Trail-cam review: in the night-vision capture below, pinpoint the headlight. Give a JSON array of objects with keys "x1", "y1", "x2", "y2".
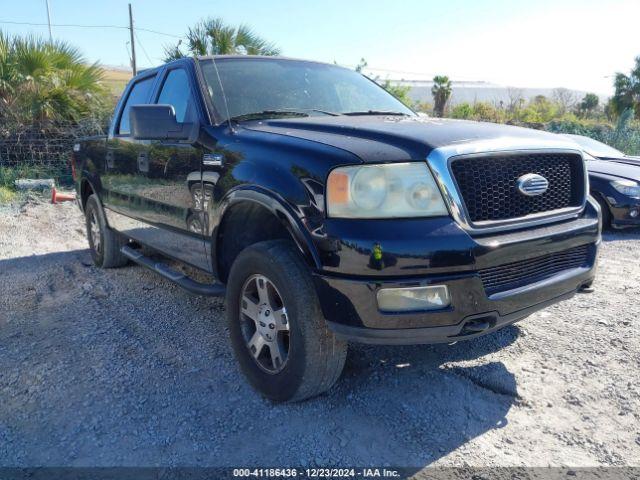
[
  {"x1": 611, "y1": 179, "x2": 640, "y2": 199},
  {"x1": 326, "y1": 162, "x2": 448, "y2": 218}
]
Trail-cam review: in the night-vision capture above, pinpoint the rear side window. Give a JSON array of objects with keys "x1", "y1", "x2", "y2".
[
  {"x1": 118, "y1": 75, "x2": 156, "y2": 135},
  {"x1": 157, "y1": 68, "x2": 193, "y2": 122}
]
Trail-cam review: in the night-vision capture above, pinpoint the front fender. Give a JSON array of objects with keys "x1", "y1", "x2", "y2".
[{"x1": 211, "y1": 186, "x2": 322, "y2": 277}]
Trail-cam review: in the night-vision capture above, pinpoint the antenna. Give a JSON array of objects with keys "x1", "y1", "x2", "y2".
[{"x1": 209, "y1": 57, "x2": 235, "y2": 133}]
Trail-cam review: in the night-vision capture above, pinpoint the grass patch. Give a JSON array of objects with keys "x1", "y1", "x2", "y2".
[
  {"x1": 0, "y1": 165, "x2": 47, "y2": 189},
  {"x1": 0, "y1": 186, "x2": 17, "y2": 204},
  {"x1": 0, "y1": 165, "x2": 72, "y2": 188},
  {"x1": 0, "y1": 165, "x2": 70, "y2": 205}
]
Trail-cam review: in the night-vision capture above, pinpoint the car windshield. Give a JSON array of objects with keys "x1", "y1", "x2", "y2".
[
  {"x1": 199, "y1": 57, "x2": 415, "y2": 122},
  {"x1": 563, "y1": 134, "x2": 625, "y2": 158}
]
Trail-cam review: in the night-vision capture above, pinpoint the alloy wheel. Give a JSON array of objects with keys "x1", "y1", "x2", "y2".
[{"x1": 239, "y1": 274, "x2": 290, "y2": 374}]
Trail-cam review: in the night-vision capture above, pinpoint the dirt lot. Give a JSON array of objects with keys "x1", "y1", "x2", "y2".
[{"x1": 0, "y1": 197, "x2": 639, "y2": 473}]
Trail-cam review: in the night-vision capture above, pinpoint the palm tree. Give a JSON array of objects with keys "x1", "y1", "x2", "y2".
[
  {"x1": 0, "y1": 32, "x2": 107, "y2": 124},
  {"x1": 164, "y1": 18, "x2": 280, "y2": 61},
  {"x1": 431, "y1": 75, "x2": 452, "y2": 117},
  {"x1": 611, "y1": 56, "x2": 640, "y2": 119}
]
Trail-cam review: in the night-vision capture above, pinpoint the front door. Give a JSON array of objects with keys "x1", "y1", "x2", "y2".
[{"x1": 104, "y1": 66, "x2": 209, "y2": 271}]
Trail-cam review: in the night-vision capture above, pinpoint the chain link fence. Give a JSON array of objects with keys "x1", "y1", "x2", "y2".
[{"x1": 0, "y1": 118, "x2": 108, "y2": 187}]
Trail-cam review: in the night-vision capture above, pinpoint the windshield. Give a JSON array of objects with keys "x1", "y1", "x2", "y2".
[
  {"x1": 199, "y1": 57, "x2": 414, "y2": 122},
  {"x1": 563, "y1": 134, "x2": 625, "y2": 158}
]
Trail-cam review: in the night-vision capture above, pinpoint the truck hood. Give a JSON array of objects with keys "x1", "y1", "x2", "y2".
[
  {"x1": 244, "y1": 115, "x2": 576, "y2": 162},
  {"x1": 587, "y1": 159, "x2": 640, "y2": 182}
]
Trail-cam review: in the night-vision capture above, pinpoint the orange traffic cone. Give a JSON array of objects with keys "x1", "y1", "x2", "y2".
[{"x1": 51, "y1": 187, "x2": 76, "y2": 204}]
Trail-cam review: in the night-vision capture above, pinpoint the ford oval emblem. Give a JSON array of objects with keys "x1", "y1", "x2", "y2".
[{"x1": 516, "y1": 173, "x2": 549, "y2": 196}]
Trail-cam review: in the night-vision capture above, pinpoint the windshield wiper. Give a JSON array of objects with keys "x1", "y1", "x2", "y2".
[
  {"x1": 303, "y1": 108, "x2": 340, "y2": 116},
  {"x1": 342, "y1": 110, "x2": 410, "y2": 116},
  {"x1": 229, "y1": 108, "x2": 340, "y2": 122},
  {"x1": 229, "y1": 110, "x2": 310, "y2": 122}
]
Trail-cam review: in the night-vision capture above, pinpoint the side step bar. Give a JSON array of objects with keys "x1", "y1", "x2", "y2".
[{"x1": 121, "y1": 245, "x2": 225, "y2": 297}]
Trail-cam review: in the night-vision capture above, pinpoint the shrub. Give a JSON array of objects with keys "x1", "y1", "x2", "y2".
[
  {"x1": 451, "y1": 102, "x2": 473, "y2": 119},
  {"x1": 546, "y1": 110, "x2": 640, "y2": 155},
  {"x1": 0, "y1": 32, "x2": 110, "y2": 125}
]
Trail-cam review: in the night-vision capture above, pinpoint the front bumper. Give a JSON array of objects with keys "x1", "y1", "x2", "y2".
[
  {"x1": 326, "y1": 290, "x2": 577, "y2": 345},
  {"x1": 312, "y1": 203, "x2": 600, "y2": 345},
  {"x1": 610, "y1": 202, "x2": 640, "y2": 228}
]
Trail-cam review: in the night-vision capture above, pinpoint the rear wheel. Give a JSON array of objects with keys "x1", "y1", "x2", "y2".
[
  {"x1": 85, "y1": 194, "x2": 128, "y2": 268},
  {"x1": 226, "y1": 240, "x2": 347, "y2": 402}
]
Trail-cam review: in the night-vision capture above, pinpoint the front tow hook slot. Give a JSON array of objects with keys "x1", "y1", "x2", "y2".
[
  {"x1": 578, "y1": 282, "x2": 595, "y2": 294},
  {"x1": 460, "y1": 319, "x2": 492, "y2": 336}
]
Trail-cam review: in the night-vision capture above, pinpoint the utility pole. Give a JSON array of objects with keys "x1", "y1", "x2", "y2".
[
  {"x1": 128, "y1": 3, "x2": 137, "y2": 76},
  {"x1": 45, "y1": 0, "x2": 53, "y2": 42}
]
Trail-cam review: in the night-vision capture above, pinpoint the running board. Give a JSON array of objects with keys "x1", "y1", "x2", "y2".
[{"x1": 121, "y1": 245, "x2": 225, "y2": 297}]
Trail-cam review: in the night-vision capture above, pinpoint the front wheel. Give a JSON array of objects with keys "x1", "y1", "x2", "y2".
[{"x1": 226, "y1": 240, "x2": 347, "y2": 402}]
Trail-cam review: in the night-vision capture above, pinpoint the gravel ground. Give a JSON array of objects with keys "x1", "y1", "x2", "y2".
[{"x1": 0, "y1": 196, "x2": 639, "y2": 473}]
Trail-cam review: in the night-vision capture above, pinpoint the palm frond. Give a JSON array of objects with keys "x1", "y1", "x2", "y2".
[
  {"x1": 175, "y1": 18, "x2": 280, "y2": 57},
  {"x1": 163, "y1": 42, "x2": 185, "y2": 62},
  {"x1": 187, "y1": 22, "x2": 210, "y2": 56},
  {"x1": 0, "y1": 30, "x2": 109, "y2": 124}
]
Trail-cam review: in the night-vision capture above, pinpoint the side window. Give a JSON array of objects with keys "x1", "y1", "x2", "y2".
[
  {"x1": 157, "y1": 68, "x2": 194, "y2": 123},
  {"x1": 118, "y1": 75, "x2": 156, "y2": 135}
]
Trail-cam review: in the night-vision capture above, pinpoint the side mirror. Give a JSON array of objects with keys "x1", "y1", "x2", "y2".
[{"x1": 130, "y1": 104, "x2": 198, "y2": 142}]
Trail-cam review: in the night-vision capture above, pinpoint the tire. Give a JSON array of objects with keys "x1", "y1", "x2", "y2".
[
  {"x1": 85, "y1": 194, "x2": 128, "y2": 268},
  {"x1": 226, "y1": 240, "x2": 347, "y2": 402},
  {"x1": 594, "y1": 194, "x2": 612, "y2": 230}
]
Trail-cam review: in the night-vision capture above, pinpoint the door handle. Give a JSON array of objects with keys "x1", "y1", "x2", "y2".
[
  {"x1": 138, "y1": 152, "x2": 149, "y2": 173},
  {"x1": 106, "y1": 151, "x2": 115, "y2": 169}
]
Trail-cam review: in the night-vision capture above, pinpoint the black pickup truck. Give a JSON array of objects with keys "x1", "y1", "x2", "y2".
[{"x1": 73, "y1": 56, "x2": 600, "y2": 402}]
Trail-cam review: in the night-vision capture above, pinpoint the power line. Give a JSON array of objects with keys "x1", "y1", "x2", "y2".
[
  {"x1": 135, "y1": 27, "x2": 182, "y2": 39},
  {"x1": 0, "y1": 18, "x2": 461, "y2": 79},
  {"x1": 0, "y1": 20, "x2": 183, "y2": 38},
  {"x1": 0, "y1": 20, "x2": 128, "y2": 29}
]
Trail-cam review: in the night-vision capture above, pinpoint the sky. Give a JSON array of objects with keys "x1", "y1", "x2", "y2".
[{"x1": 1, "y1": 0, "x2": 639, "y2": 95}]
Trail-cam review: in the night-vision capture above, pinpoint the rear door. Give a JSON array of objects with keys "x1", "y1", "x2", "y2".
[{"x1": 102, "y1": 72, "x2": 158, "y2": 232}]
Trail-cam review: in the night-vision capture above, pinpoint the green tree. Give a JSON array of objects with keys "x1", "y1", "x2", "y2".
[
  {"x1": 579, "y1": 93, "x2": 599, "y2": 117},
  {"x1": 610, "y1": 56, "x2": 640, "y2": 119},
  {"x1": 521, "y1": 95, "x2": 558, "y2": 123},
  {"x1": 431, "y1": 75, "x2": 452, "y2": 117},
  {"x1": 0, "y1": 32, "x2": 108, "y2": 123},
  {"x1": 164, "y1": 18, "x2": 280, "y2": 61}
]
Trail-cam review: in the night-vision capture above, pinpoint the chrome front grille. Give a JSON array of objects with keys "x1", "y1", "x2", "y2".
[
  {"x1": 426, "y1": 145, "x2": 588, "y2": 234},
  {"x1": 450, "y1": 152, "x2": 585, "y2": 223}
]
